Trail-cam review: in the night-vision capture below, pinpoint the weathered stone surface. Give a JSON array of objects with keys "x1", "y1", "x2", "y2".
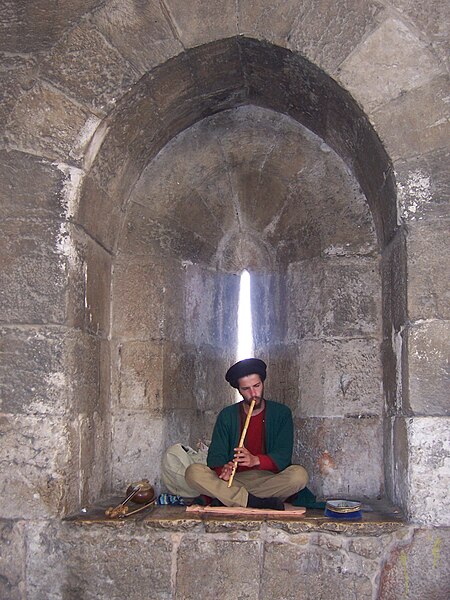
[
  {"x1": 77, "y1": 176, "x2": 122, "y2": 252},
  {"x1": 111, "y1": 340, "x2": 164, "y2": 411},
  {"x1": 93, "y1": 0, "x2": 182, "y2": 74},
  {"x1": 162, "y1": 342, "x2": 196, "y2": 412},
  {"x1": 183, "y1": 265, "x2": 238, "y2": 349},
  {"x1": 176, "y1": 537, "x2": 260, "y2": 600},
  {"x1": 287, "y1": 257, "x2": 381, "y2": 339},
  {"x1": 296, "y1": 337, "x2": 382, "y2": 417},
  {"x1": 0, "y1": 414, "x2": 70, "y2": 519},
  {"x1": 407, "y1": 417, "x2": 450, "y2": 525},
  {"x1": 295, "y1": 416, "x2": 384, "y2": 498},
  {"x1": 395, "y1": 147, "x2": 450, "y2": 223},
  {"x1": 389, "y1": 0, "x2": 449, "y2": 68},
  {"x1": 41, "y1": 21, "x2": 139, "y2": 114},
  {"x1": 288, "y1": 0, "x2": 385, "y2": 73},
  {"x1": 379, "y1": 527, "x2": 450, "y2": 598},
  {"x1": 5, "y1": 81, "x2": 97, "y2": 163},
  {"x1": 0, "y1": 150, "x2": 65, "y2": 219},
  {"x1": 404, "y1": 321, "x2": 450, "y2": 416},
  {"x1": 163, "y1": 0, "x2": 238, "y2": 47},
  {"x1": 406, "y1": 220, "x2": 450, "y2": 321},
  {"x1": 0, "y1": 218, "x2": 67, "y2": 323},
  {"x1": 0, "y1": 326, "x2": 101, "y2": 416},
  {"x1": 262, "y1": 540, "x2": 374, "y2": 599},
  {"x1": 120, "y1": 201, "x2": 216, "y2": 265},
  {"x1": 338, "y1": 17, "x2": 443, "y2": 112},
  {"x1": 111, "y1": 258, "x2": 165, "y2": 341},
  {"x1": 0, "y1": 0, "x2": 102, "y2": 53},
  {"x1": 381, "y1": 228, "x2": 407, "y2": 339},
  {"x1": 0, "y1": 520, "x2": 25, "y2": 600},
  {"x1": 0, "y1": 53, "x2": 37, "y2": 134},
  {"x1": 373, "y1": 75, "x2": 450, "y2": 162},
  {"x1": 238, "y1": 0, "x2": 303, "y2": 46},
  {"x1": 111, "y1": 413, "x2": 165, "y2": 490}
]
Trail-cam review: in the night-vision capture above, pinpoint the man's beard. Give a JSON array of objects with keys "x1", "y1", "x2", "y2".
[{"x1": 244, "y1": 395, "x2": 263, "y2": 407}]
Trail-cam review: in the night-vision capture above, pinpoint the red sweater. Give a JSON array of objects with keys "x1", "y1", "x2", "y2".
[{"x1": 213, "y1": 407, "x2": 278, "y2": 475}]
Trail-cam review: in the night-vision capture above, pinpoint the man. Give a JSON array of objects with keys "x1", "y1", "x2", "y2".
[{"x1": 185, "y1": 358, "x2": 308, "y2": 510}]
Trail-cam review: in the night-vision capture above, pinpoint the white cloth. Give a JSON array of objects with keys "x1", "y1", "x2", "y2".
[{"x1": 161, "y1": 443, "x2": 208, "y2": 497}]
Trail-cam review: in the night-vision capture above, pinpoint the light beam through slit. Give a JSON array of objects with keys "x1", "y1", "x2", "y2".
[{"x1": 235, "y1": 269, "x2": 254, "y2": 401}]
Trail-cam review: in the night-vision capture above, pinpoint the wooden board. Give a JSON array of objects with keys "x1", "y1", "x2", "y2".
[{"x1": 186, "y1": 504, "x2": 306, "y2": 516}]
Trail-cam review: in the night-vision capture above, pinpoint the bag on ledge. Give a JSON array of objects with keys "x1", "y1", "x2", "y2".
[{"x1": 162, "y1": 443, "x2": 208, "y2": 498}]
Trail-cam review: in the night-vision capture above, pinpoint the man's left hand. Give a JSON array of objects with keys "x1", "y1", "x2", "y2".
[{"x1": 234, "y1": 446, "x2": 260, "y2": 468}]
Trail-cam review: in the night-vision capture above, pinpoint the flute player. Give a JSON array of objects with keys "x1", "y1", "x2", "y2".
[{"x1": 185, "y1": 358, "x2": 308, "y2": 510}]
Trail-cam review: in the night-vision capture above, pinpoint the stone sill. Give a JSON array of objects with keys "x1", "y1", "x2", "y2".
[{"x1": 65, "y1": 497, "x2": 406, "y2": 537}]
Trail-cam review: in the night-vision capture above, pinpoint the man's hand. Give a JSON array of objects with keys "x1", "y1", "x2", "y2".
[
  {"x1": 233, "y1": 446, "x2": 260, "y2": 468},
  {"x1": 218, "y1": 461, "x2": 235, "y2": 481}
]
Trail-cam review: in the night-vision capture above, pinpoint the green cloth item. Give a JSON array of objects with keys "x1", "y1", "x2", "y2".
[
  {"x1": 290, "y1": 486, "x2": 326, "y2": 509},
  {"x1": 207, "y1": 399, "x2": 294, "y2": 472}
]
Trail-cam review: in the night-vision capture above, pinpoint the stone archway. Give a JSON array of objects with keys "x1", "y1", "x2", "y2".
[{"x1": 75, "y1": 38, "x2": 393, "y2": 502}]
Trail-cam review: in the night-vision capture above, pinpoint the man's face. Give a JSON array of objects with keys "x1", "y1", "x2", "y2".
[{"x1": 237, "y1": 373, "x2": 264, "y2": 407}]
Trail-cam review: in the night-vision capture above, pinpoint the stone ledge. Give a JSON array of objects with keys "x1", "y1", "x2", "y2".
[{"x1": 65, "y1": 498, "x2": 405, "y2": 537}]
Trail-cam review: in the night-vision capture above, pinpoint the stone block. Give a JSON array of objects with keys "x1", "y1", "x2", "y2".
[
  {"x1": 163, "y1": 0, "x2": 238, "y2": 47},
  {"x1": 404, "y1": 321, "x2": 450, "y2": 415},
  {"x1": 407, "y1": 417, "x2": 450, "y2": 525},
  {"x1": 188, "y1": 37, "x2": 243, "y2": 97},
  {"x1": 65, "y1": 527, "x2": 173, "y2": 600},
  {"x1": 111, "y1": 412, "x2": 166, "y2": 490},
  {"x1": 288, "y1": 0, "x2": 385, "y2": 73},
  {"x1": 381, "y1": 228, "x2": 407, "y2": 339},
  {"x1": 162, "y1": 342, "x2": 196, "y2": 411},
  {"x1": 176, "y1": 537, "x2": 260, "y2": 600},
  {"x1": 238, "y1": 0, "x2": 307, "y2": 47},
  {"x1": 77, "y1": 176, "x2": 122, "y2": 252},
  {"x1": 296, "y1": 338, "x2": 382, "y2": 417},
  {"x1": 373, "y1": 75, "x2": 450, "y2": 162},
  {"x1": 119, "y1": 201, "x2": 216, "y2": 265},
  {"x1": 183, "y1": 264, "x2": 238, "y2": 348},
  {"x1": 191, "y1": 345, "x2": 235, "y2": 413},
  {"x1": 111, "y1": 258, "x2": 165, "y2": 341},
  {"x1": 0, "y1": 150, "x2": 66, "y2": 220},
  {"x1": 5, "y1": 81, "x2": 95, "y2": 163},
  {"x1": 395, "y1": 147, "x2": 450, "y2": 223},
  {"x1": 0, "y1": 53, "x2": 37, "y2": 132},
  {"x1": 111, "y1": 340, "x2": 164, "y2": 411},
  {"x1": 287, "y1": 256, "x2": 381, "y2": 339},
  {"x1": 260, "y1": 343, "x2": 299, "y2": 414},
  {"x1": 25, "y1": 520, "x2": 66, "y2": 599},
  {"x1": 262, "y1": 540, "x2": 373, "y2": 599},
  {"x1": 379, "y1": 527, "x2": 450, "y2": 599},
  {"x1": 338, "y1": 17, "x2": 442, "y2": 112},
  {"x1": 0, "y1": 414, "x2": 71, "y2": 519},
  {"x1": 295, "y1": 416, "x2": 384, "y2": 498},
  {"x1": 0, "y1": 520, "x2": 25, "y2": 600},
  {"x1": 41, "y1": 21, "x2": 139, "y2": 114},
  {"x1": 0, "y1": 0, "x2": 100, "y2": 53},
  {"x1": 406, "y1": 221, "x2": 450, "y2": 321},
  {"x1": 388, "y1": 0, "x2": 449, "y2": 67},
  {"x1": 0, "y1": 326, "x2": 101, "y2": 416},
  {"x1": 0, "y1": 219, "x2": 67, "y2": 323},
  {"x1": 93, "y1": 0, "x2": 182, "y2": 74}
]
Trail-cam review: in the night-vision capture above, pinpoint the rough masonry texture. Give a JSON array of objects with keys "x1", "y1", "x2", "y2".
[{"x1": 0, "y1": 0, "x2": 448, "y2": 598}]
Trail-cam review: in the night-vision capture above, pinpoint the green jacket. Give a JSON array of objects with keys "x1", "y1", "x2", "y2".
[{"x1": 207, "y1": 399, "x2": 294, "y2": 472}]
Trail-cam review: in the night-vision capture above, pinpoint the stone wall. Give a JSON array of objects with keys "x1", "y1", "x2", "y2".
[{"x1": 0, "y1": 0, "x2": 448, "y2": 597}]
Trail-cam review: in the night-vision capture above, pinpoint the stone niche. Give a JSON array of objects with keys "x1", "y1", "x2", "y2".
[{"x1": 105, "y1": 105, "x2": 383, "y2": 499}]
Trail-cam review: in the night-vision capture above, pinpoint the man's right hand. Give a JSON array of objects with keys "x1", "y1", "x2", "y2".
[{"x1": 218, "y1": 461, "x2": 235, "y2": 481}]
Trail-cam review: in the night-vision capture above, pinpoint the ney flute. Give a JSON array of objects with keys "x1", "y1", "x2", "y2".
[{"x1": 227, "y1": 398, "x2": 256, "y2": 487}]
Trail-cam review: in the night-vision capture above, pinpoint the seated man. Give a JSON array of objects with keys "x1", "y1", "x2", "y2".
[{"x1": 185, "y1": 358, "x2": 308, "y2": 511}]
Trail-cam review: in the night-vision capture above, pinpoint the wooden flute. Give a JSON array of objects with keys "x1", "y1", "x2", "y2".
[{"x1": 227, "y1": 398, "x2": 256, "y2": 488}]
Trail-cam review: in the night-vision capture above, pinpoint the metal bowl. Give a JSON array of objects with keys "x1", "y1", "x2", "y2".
[{"x1": 325, "y1": 499, "x2": 361, "y2": 514}]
